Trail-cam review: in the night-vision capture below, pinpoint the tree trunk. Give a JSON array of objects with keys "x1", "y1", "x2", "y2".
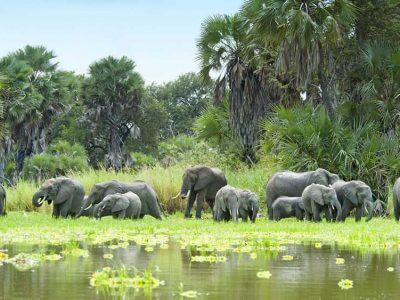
[
  {"x1": 105, "y1": 126, "x2": 124, "y2": 170},
  {"x1": 318, "y1": 69, "x2": 335, "y2": 119}
]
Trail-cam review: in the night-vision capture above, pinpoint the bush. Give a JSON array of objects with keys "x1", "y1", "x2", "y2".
[
  {"x1": 22, "y1": 141, "x2": 89, "y2": 181},
  {"x1": 131, "y1": 152, "x2": 156, "y2": 168},
  {"x1": 261, "y1": 104, "x2": 400, "y2": 203}
]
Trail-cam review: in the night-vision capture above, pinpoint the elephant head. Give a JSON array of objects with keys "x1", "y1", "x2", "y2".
[
  {"x1": 312, "y1": 168, "x2": 340, "y2": 186},
  {"x1": 93, "y1": 193, "x2": 130, "y2": 219},
  {"x1": 241, "y1": 190, "x2": 259, "y2": 223},
  {"x1": 345, "y1": 181, "x2": 373, "y2": 222},
  {"x1": 314, "y1": 185, "x2": 342, "y2": 221},
  {"x1": 180, "y1": 166, "x2": 215, "y2": 198},
  {"x1": 77, "y1": 181, "x2": 123, "y2": 217},
  {"x1": 32, "y1": 177, "x2": 70, "y2": 208}
]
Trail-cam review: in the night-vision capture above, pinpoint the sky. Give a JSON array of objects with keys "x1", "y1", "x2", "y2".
[{"x1": 0, "y1": 0, "x2": 243, "y2": 84}]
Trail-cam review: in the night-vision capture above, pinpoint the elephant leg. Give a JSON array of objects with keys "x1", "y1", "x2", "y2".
[
  {"x1": 311, "y1": 202, "x2": 322, "y2": 222},
  {"x1": 184, "y1": 191, "x2": 197, "y2": 218},
  {"x1": 52, "y1": 205, "x2": 60, "y2": 218},
  {"x1": 394, "y1": 195, "x2": 400, "y2": 221},
  {"x1": 117, "y1": 210, "x2": 126, "y2": 219},
  {"x1": 195, "y1": 190, "x2": 206, "y2": 219},
  {"x1": 205, "y1": 198, "x2": 214, "y2": 211},
  {"x1": 239, "y1": 208, "x2": 248, "y2": 222},
  {"x1": 273, "y1": 210, "x2": 280, "y2": 221},
  {"x1": 341, "y1": 201, "x2": 352, "y2": 222},
  {"x1": 304, "y1": 211, "x2": 312, "y2": 221},
  {"x1": 355, "y1": 206, "x2": 362, "y2": 222},
  {"x1": 295, "y1": 208, "x2": 303, "y2": 221},
  {"x1": 59, "y1": 203, "x2": 70, "y2": 218}
]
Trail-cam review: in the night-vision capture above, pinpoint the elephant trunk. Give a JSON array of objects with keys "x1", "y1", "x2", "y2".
[
  {"x1": 333, "y1": 199, "x2": 342, "y2": 222},
  {"x1": 229, "y1": 203, "x2": 239, "y2": 222},
  {"x1": 365, "y1": 200, "x2": 374, "y2": 222},
  {"x1": 32, "y1": 191, "x2": 45, "y2": 207},
  {"x1": 251, "y1": 201, "x2": 259, "y2": 223},
  {"x1": 76, "y1": 195, "x2": 94, "y2": 218}
]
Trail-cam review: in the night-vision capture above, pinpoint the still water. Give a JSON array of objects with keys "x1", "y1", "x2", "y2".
[{"x1": 0, "y1": 242, "x2": 399, "y2": 299}]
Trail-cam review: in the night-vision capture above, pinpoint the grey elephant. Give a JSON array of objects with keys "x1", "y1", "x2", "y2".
[
  {"x1": 94, "y1": 192, "x2": 141, "y2": 220},
  {"x1": 179, "y1": 165, "x2": 227, "y2": 219},
  {"x1": 394, "y1": 178, "x2": 400, "y2": 221},
  {"x1": 0, "y1": 185, "x2": 6, "y2": 216},
  {"x1": 266, "y1": 168, "x2": 340, "y2": 220},
  {"x1": 302, "y1": 183, "x2": 342, "y2": 222},
  {"x1": 272, "y1": 196, "x2": 305, "y2": 221},
  {"x1": 32, "y1": 177, "x2": 85, "y2": 218},
  {"x1": 77, "y1": 180, "x2": 161, "y2": 219},
  {"x1": 332, "y1": 180, "x2": 374, "y2": 222},
  {"x1": 213, "y1": 185, "x2": 259, "y2": 222}
]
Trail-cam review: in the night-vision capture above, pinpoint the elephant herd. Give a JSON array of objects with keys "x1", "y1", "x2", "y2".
[
  {"x1": 179, "y1": 166, "x2": 399, "y2": 223},
  {"x1": 0, "y1": 165, "x2": 399, "y2": 223}
]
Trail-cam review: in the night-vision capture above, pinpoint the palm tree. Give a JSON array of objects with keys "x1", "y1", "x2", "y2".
[
  {"x1": 197, "y1": 13, "x2": 268, "y2": 163},
  {"x1": 0, "y1": 45, "x2": 69, "y2": 178},
  {"x1": 82, "y1": 56, "x2": 144, "y2": 170},
  {"x1": 243, "y1": 0, "x2": 357, "y2": 118}
]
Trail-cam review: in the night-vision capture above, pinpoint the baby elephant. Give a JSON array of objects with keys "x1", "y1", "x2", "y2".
[
  {"x1": 302, "y1": 184, "x2": 342, "y2": 222},
  {"x1": 272, "y1": 196, "x2": 305, "y2": 221},
  {"x1": 94, "y1": 192, "x2": 141, "y2": 220},
  {"x1": 214, "y1": 185, "x2": 259, "y2": 222}
]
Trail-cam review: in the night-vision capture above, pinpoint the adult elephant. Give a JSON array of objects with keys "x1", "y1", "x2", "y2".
[
  {"x1": 302, "y1": 184, "x2": 342, "y2": 222},
  {"x1": 77, "y1": 180, "x2": 162, "y2": 219},
  {"x1": 332, "y1": 180, "x2": 374, "y2": 222},
  {"x1": 393, "y1": 178, "x2": 400, "y2": 221},
  {"x1": 32, "y1": 177, "x2": 85, "y2": 218},
  {"x1": 94, "y1": 192, "x2": 141, "y2": 220},
  {"x1": 0, "y1": 185, "x2": 6, "y2": 216},
  {"x1": 266, "y1": 168, "x2": 340, "y2": 220},
  {"x1": 179, "y1": 165, "x2": 227, "y2": 219}
]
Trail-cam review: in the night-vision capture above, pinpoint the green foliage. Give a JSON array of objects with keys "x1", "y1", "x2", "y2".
[
  {"x1": 261, "y1": 104, "x2": 400, "y2": 202},
  {"x1": 130, "y1": 152, "x2": 156, "y2": 168},
  {"x1": 22, "y1": 141, "x2": 88, "y2": 181}
]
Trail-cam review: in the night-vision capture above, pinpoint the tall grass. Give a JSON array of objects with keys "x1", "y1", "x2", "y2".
[{"x1": 6, "y1": 160, "x2": 274, "y2": 214}]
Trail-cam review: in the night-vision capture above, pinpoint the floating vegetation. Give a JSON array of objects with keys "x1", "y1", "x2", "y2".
[
  {"x1": 387, "y1": 267, "x2": 394, "y2": 272},
  {"x1": 90, "y1": 267, "x2": 165, "y2": 293},
  {"x1": 145, "y1": 246, "x2": 154, "y2": 252},
  {"x1": 338, "y1": 279, "x2": 354, "y2": 290},
  {"x1": 178, "y1": 283, "x2": 202, "y2": 298},
  {"x1": 5, "y1": 253, "x2": 40, "y2": 271},
  {"x1": 336, "y1": 258, "x2": 345, "y2": 265},
  {"x1": 0, "y1": 252, "x2": 9, "y2": 261},
  {"x1": 44, "y1": 254, "x2": 62, "y2": 261},
  {"x1": 282, "y1": 255, "x2": 294, "y2": 261},
  {"x1": 108, "y1": 241, "x2": 129, "y2": 250},
  {"x1": 61, "y1": 248, "x2": 89, "y2": 258},
  {"x1": 315, "y1": 243, "x2": 322, "y2": 248},
  {"x1": 250, "y1": 253, "x2": 257, "y2": 259},
  {"x1": 103, "y1": 254, "x2": 113, "y2": 260},
  {"x1": 257, "y1": 271, "x2": 272, "y2": 279},
  {"x1": 159, "y1": 243, "x2": 169, "y2": 250},
  {"x1": 190, "y1": 255, "x2": 227, "y2": 263}
]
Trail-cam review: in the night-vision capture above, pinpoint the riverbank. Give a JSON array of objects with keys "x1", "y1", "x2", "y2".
[{"x1": 0, "y1": 212, "x2": 398, "y2": 252}]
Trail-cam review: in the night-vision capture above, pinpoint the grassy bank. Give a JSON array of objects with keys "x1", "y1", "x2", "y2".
[
  {"x1": 0, "y1": 212, "x2": 399, "y2": 253},
  {"x1": 5, "y1": 163, "x2": 273, "y2": 213}
]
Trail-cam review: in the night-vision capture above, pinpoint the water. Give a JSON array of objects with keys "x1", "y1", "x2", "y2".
[{"x1": 0, "y1": 242, "x2": 399, "y2": 299}]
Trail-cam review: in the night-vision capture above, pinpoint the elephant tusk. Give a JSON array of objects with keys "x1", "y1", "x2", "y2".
[
  {"x1": 364, "y1": 203, "x2": 369, "y2": 215},
  {"x1": 84, "y1": 203, "x2": 93, "y2": 211},
  {"x1": 171, "y1": 193, "x2": 181, "y2": 200},
  {"x1": 38, "y1": 196, "x2": 47, "y2": 205}
]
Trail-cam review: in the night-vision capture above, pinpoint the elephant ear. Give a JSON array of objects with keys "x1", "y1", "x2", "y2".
[
  {"x1": 240, "y1": 191, "x2": 250, "y2": 210},
  {"x1": 112, "y1": 197, "x2": 130, "y2": 213},
  {"x1": 193, "y1": 168, "x2": 210, "y2": 191},
  {"x1": 344, "y1": 185, "x2": 358, "y2": 206},
  {"x1": 298, "y1": 200, "x2": 305, "y2": 210},
  {"x1": 54, "y1": 181, "x2": 71, "y2": 205},
  {"x1": 313, "y1": 169, "x2": 329, "y2": 186},
  {"x1": 313, "y1": 186, "x2": 325, "y2": 206}
]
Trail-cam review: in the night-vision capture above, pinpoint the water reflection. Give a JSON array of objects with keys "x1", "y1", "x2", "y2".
[{"x1": 0, "y1": 242, "x2": 399, "y2": 299}]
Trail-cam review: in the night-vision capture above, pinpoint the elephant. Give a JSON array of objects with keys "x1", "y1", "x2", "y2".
[
  {"x1": 179, "y1": 165, "x2": 227, "y2": 219},
  {"x1": 32, "y1": 177, "x2": 85, "y2": 218},
  {"x1": 301, "y1": 183, "x2": 342, "y2": 222},
  {"x1": 213, "y1": 185, "x2": 259, "y2": 222},
  {"x1": 93, "y1": 192, "x2": 141, "y2": 220},
  {"x1": 77, "y1": 180, "x2": 162, "y2": 219},
  {"x1": 394, "y1": 178, "x2": 400, "y2": 221},
  {"x1": 331, "y1": 180, "x2": 374, "y2": 222},
  {"x1": 0, "y1": 185, "x2": 6, "y2": 216},
  {"x1": 271, "y1": 196, "x2": 305, "y2": 221},
  {"x1": 266, "y1": 168, "x2": 340, "y2": 220}
]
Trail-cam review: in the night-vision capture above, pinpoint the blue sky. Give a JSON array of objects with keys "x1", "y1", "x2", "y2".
[{"x1": 0, "y1": 0, "x2": 242, "y2": 84}]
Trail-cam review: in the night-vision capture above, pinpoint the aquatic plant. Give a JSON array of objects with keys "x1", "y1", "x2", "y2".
[
  {"x1": 338, "y1": 279, "x2": 354, "y2": 290},
  {"x1": 256, "y1": 271, "x2": 272, "y2": 279}
]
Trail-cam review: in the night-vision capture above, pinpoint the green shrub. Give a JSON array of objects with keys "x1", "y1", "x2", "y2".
[
  {"x1": 22, "y1": 141, "x2": 89, "y2": 181},
  {"x1": 131, "y1": 152, "x2": 156, "y2": 168},
  {"x1": 261, "y1": 104, "x2": 400, "y2": 202}
]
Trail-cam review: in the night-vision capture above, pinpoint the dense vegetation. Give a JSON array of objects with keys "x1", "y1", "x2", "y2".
[{"x1": 0, "y1": 1, "x2": 399, "y2": 210}]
